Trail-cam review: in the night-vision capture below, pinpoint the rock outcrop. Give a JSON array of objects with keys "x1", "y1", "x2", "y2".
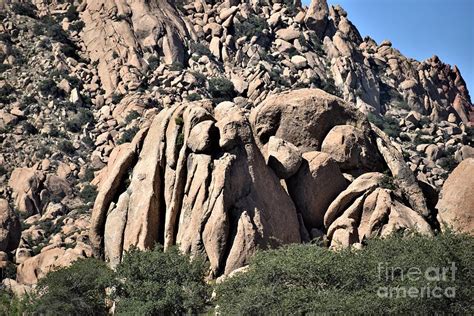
[
  {"x1": 0, "y1": 0, "x2": 472, "y2": 287},
  {"x1": 90, "y1": 89, "x2": 433, "y2": 275},
  {"x1": 324, "y1": 173, "x2": 432, "y2": 248},
  {"x1": 81, "y1": 0, "x2": 195, "y2": 96},
  {"x1": 16, "y1": 243, "x2": 92, "y2": 285},
  {"x1": 436, "y1": 158, "x2": 474, "y2": 235},
  {"x1": 0, "y1": 199, "x2": 21, "y2": 252}
]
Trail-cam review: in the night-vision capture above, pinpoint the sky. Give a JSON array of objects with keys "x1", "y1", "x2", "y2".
[{"x1": 302, "y1": 0, "x2": 474, "y2": 95}]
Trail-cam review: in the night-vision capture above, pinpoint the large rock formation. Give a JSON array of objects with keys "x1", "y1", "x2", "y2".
[
  {"x1": 90, "y1": 89, "x2": 433, "y2": 276},
  {"x1": 92, "y1": 99, "x2": 302, "y2": 275},
  {"x1": 0, "y1": 0, "x2": 472, "y2": 288},
  {"x1": 436, "y1": 158, "x2": 474, "y2": 235},
  {"x1": 81, "y1": 0, "x2": 195, "y2": 96}
]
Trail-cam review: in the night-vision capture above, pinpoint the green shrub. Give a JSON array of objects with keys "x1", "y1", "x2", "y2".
[
  {"x1": 368, "y1": 113, "x2": 401, "y2": 138},
  {"x1": 66, "y1": 108, "x2": 93, "y2": 133},
  {"x1": 79, "y1": 184, "x2": 97, "y2": 204},
  {"x1": 190, "y1": 42, "x2": 212, "y2": 57},
  {"x1": 111, "y1": 93, "x2": 123, "y2": 104},
  {"x1": 65, "y1": 118, "x2": 81, "y2": 133},
  {"x1": 0, "y1": 64, "x2": 11, "y2": 73},
  {"x1": 11, "y1": 2, "x2": 37, "y2": 18},
  {"x1": 438, "y1": 156, "x2": 458, "y2": 172},
  {"x1": 190, "y1": 71, "x2": 206, "y2": 87},
  {"x1": 169, "y1": 62, "x2": 184, "y2": 71},
  {"x1": 216, "y1": 232, "x2": 473, "y2": 314},
  {"x1": 64, "y1": 5, "x2": 79, "y2": 22},
  {"x1": 38, "y1": 78, "x2": 64, "y2": 98},
  {"x1": 0, "y1": 83, "x2": 15, "y2": 104},
  {"x1": 124, "y1": 110, "x2": 140, "y2": 124},
  {"x1": 22, "y1": 95, "x2": 37, "y2": 106},
  {"x1": 115, "y1": 245, "x2": 211, "y2": 315},
  {"x1": 147, "y1": 55, "x2": 160, "y2": 72},
  {"x1": 0, "y1": 165, "x2": 7, "y2": 177},
  {"x1": 82, "y1": 167, "x2": 96, "y2": 182},
  {"x1": 208, "y1": 77, "x2": 236, "y2": 102},
  {"x1": 282, "y1": 0, "x2": 299, "y2": 16},
  {"x1": 117, "y1": 126, "x2": 139, "y2": 145},
  {"x1": 82, "y1": 134, "x2": 95, "y2": 148},
  {"x1": 176, "y1": 132, "x2": 185, "y2": 148},
  {"x1": 186, "y1": 93, "x2": 202, "y2": 102},
  {"x1": 58, "y1": 140, "x2": 75, "y2": 154},
  {"x1": 175, "y1": 115, "x2": 184, "y2": 126},
  {"x1": 25, "y1": 258, "x2": 114, "y2": 315},
  {"x1": 380, "y1": 172, "x2": 397, "y2": 190},
  {"x1": 36, "y1": 146, "x2": 52, "y2": 159},
  {"x1": 0, "y1": 291, "x2": 28, "y2": 315},
  {"x1": 78, "y1": 108, "x2": 94, "y2": 125},
  {"x1": 234, "y1": 15, "x2": 268, "y2": 38},
  {"x1": 21, "y1": 121, "x2": 38, "y2": 135}
]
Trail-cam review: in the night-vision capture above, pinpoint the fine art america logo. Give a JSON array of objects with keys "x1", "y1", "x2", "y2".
[{"x1": 377, "y1": 262, "x2": 457, "y2": 298}]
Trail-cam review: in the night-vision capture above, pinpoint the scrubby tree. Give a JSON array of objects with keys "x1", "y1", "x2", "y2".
[
  {"x1": 25, "y1": 258, "x2": 114, "y2": 315},
  {"x1": 216, "y1": 231, "x2": 473, "y2": 314},
  {"x1": 114, "y1": 245, "x2": 211, "y2": 315}
]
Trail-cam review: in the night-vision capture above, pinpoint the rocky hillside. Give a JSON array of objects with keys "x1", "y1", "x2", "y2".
[{"x1": 0, "y1": 0, "x2": 473, "y2": 293}]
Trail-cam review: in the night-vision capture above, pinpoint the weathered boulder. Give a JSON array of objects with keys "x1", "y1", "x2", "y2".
[
  {"x1": 305, "y1": 0, "x2": 329, "y2": 39},
  {"x1": 436, "y1": 158, "x2": 474, "y2": 235},
  {"x1": 0, "y1": 199, "x2": 21, "y2": 252},
  {"x1": 321, "y1": 125, "x2": 383, "y2": 173},
  {"x1": 8, "y1": 168, "x2": 45, "y2": 216},
  {"x1": 327, "y1": 183, "x2": 432, "y2": 248},
  {"x1": 250, "y1": 89, "x2": 369, "y2": 153},
  {"x1": 372, "y1": 125, "x2": 429, "y2": 217},
  {"x1": 266, "y1": 136, "x2": 302, "y2": 179},
  {"x1": 324, "y1": 172, "x2": 384, "y2": 228},
  {"x1": 287, "y1": 151, "x2": 347, "y2": 230},
  {"x1": 16, "y1": 243, "x2": 92, "y2": 285}
]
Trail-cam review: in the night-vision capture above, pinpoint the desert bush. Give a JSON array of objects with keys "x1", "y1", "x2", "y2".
[
  {"x1": 368, "y1": 113, "x2": 401, "y2": 138},
  {"x1": 79, "y1": 184, "x2": 97, "y2": 204},
  {"x1": 21, "y1": 121, "x2": 38, "y2": 135},
  {"x1": 11, "y1": 2, "x2": 37, "y2": 18},
  {"x1": 66, "y1": 108, "x2": 94, "y2": 133},
  {"x1": 124, "y1": 110, "x2": 140, "y2": 124},
  {"x1": 58, "y1": 140, "x2": 75, "y2": 154},
  {"x1": 0, "y1": 83, "x2": 15, "y2": 104},
  {"x1": 169, "y1": 62, "x2": 184, "y2": 71},
  {"x1": 0, "y1": 291, "x2": 28, "y2": 315},
  {"x1": 36, "y1": 146, "x2": 52, "y2": 159},
  {"x1": 234, "y1": 15, "x2": 268, "y2": 39},
  {"x1": 186, "y1": 93, "x2": 202, "y2": 102},
  {"x1": 69, "y1": 21, "x2": 85, "y2": 33},
  {"x1": 38, "y1": 78, "x2": 64, "y2": 98},
  {"x1": 0, "y1": 64, "x2": 11, "y2": 74},
  {"x1": 0, "y1": 165, "x2": 7, "y2": 177},
  {"x1": 117, "y1": 126, "x2": 139, "y2": 145},
  {"x1": 114, "y1": 245, "x2": 211, "y2": 315},
  {"x1": 208, "y1": 77, "x2": 235, "y2": 102},
  {"x1": 190, "y1": 42, "x2": 212, "y2": 57},
  {"x1": 216, "y1": 231, "x2": 473, "y2": 315},
  {"x1": 438, "y1": 156, "x2": 458, "y2": 172},
  {"x1": 25, "y1": 258, "x2": 114, "y2": 315},
  {"x1": 111, "y1": 93, "x2": 123, "y2": 105},
  {"x1": 147, "y1": 55, "x2": 160, "y2": 72},
  {"x1": 190, "y1": 71, "x2": 207, "y2": 87}
]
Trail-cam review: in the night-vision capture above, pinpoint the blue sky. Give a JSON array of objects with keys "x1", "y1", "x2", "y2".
[{"x1": 302, "y1": 0, "x2": 474, "y2": 96}]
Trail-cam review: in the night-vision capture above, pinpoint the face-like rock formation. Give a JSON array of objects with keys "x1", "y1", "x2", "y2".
[{"x1": 90, "y1": 89, "x2": 433, "y2": 276}]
